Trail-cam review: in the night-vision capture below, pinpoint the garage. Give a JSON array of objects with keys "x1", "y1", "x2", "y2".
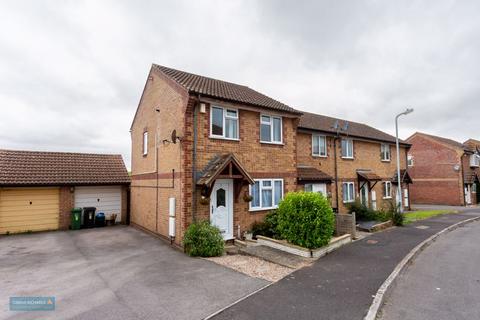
[
  {"x1": 75, "y1": 186, "x2": 122, "y2": 222},
  {"x1": 0, "y1": 188, "x2": 60, "y2": 234},
  {"x1": 0, "y1": 149, "x2": 130, "y2": 234}
]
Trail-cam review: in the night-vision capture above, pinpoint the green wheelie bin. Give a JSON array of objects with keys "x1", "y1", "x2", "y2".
[{"x1": 71, "y1": 208, "x2": 82, "y2": 230}]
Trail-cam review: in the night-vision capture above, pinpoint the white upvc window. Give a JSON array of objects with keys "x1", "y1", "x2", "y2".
[
  {"x1": 470, "y1": 154, "x2": 480, "y2": 167},
  {"x1": 312, "y1": 135, "x2": 327, "y2": 157},
  {"x1": 407, "y1": 154, "x2": 414, "y2": 167},
  {"x1": 383, "y1": 181, "x2": 392, "y2": 199},
  {"x1": 304, "y1": 183, "x2": 327, "y2": 196},
  {"x1": 342, "y1": 182, "x2": 355, "y2": 203},
  {"x1": 381, "y1": 143, "x2": 391, "y2": 161},
  {"x1": 249, "y1": 179, "x2": 284, "y2": 211},
  {"x1": 260, "y1": 115, "x2": 282, "y2": 144},
  {"x1": 210, "y1": 106, "x2": 239, "y2": 140},
  {"x1": 341, "y1": 138, "x2": 354, "y2": 158},
  {"x1": 143, "y1": 131, "x2": 148, "y2": 156}
]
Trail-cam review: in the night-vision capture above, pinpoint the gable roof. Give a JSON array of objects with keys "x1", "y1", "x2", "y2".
[
  {"x1": 153, "y1": 64, "x2": 301, "y2": 114},
  {"x1": 0, "y1": 149, "x2": 130, "y2": 186},
  {"x1": 196, "y1": 153, "x2": 254, "y2": 187},
  {"x1": 407, "y1": 132, "x2": 465, "y2": 150},
  {"x1": 463, "y1": 139, "x2": 480, "y2": 153},
  {"x1": 298, "y1": 111, "x2": 409, "y2": 145}
]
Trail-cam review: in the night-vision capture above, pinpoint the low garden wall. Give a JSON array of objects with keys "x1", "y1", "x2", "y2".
[{"x1": 335, "y1": 213, "x2": 356, "y2": 239}]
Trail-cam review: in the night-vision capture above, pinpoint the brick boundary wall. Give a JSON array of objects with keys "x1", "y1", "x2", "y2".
[
  {"x1": 335, "y1": 212, "x2": 356, "y2": 239},
  {"x1": 59, "y1": 186, "x2": 74, "y2": 230}
]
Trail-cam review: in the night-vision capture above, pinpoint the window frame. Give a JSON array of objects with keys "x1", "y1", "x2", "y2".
[
  {"x1": 209, "y1": 105, "x2": 239, "y2": 140},
  {"x1": 341, "y1": 138, "x2": 354, "y2": 159},
  {"x1": 407, "y1": 154, "x2": 414, "y2": 167},
  {"x1": 249, "y1": 178, "x2": 284, "y2": 211},
  {"x1": 260, "y1": 114, "x2": 283, "y2": 144},
  {"x1": 312, "y1": 134, "x2": 328, "y2": 157},
  {"x1": 142, "y1": 131, "x2": 148, "y2": 156},
  {"x1": 383, "y1": 181, "x2": 392, "y2": 199},
  {"x1": 381, "y1": 143, "x2": 391, "y2": 162},
  {"x1": 342, "y1": 182, "x2": 355, "y2": 203}
]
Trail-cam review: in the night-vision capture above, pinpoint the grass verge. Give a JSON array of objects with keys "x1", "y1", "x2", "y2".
[{"x1": 404, "y1": 210, "x2": 457, "y2": 224}]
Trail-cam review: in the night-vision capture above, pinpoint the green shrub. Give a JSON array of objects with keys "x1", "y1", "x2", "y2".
[
  {"x1": 250, "y1": 210, "x2": 281, "y2": 239},
  {"x1": 276, "y1": 192, "x2": 335, "y2": 249},
  {"x1": 347, "y1": 200, "x2": 389, "y2": 222},
  {"x1": 183, "y1": 221, "x2": 224, "y2": 257},
  {"x1": 387, "y1": 201, "x2": 404, "y2": 226}
]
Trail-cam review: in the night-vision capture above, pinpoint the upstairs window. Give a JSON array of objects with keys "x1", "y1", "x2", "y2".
[
  {"x1": 407, "y1": 155, "x2": 414, "y2": 166},
  {"x1": 143, "y1": 131, "x2": 148, "y2": 156},
  {"x1": 341, "y1": 138, "x2": 354, "y2": 158},
  {"x1": 381, "y1": 144, "x2": 391, "y2": 161},
  {"x1": 210, "y1": 106, "x2": 238, "y2": 140},
  {"x1": 383, "y1": 181, "x2": 392, "y2": 198},
  {"x1": 470, "y1": 154, "x2": 480, "y2": 167},
  {"x1": 312, "y1": 135, "x2": 327, "y2": 157},
  {"x1": 260, "y1": 115, "x2": 282, "y2": 144},
  {"x1": 250, "y1": 179, "x2": 283, "y2": 211}
]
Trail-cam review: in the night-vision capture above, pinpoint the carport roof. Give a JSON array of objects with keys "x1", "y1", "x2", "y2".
[{"x1": 0, "y1": 149, "x2": 130, "y2": 186}]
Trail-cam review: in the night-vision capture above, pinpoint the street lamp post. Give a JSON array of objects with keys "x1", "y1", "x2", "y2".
[{"x1": 395, "y1": 108, "x2": 414, "y2": 213}]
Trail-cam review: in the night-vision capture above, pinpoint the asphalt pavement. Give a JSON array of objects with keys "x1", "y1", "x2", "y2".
[
  {"x1": 211, "y1": 210, "x2": 480, "y2": 320},
  {"x1": 379, "y1": 219, "x2": 480, "y2": 320}
]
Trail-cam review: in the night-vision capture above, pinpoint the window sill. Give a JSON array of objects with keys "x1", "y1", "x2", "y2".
[
  {"x1": 312, "y1": 154, "x2": 328, "y2": 158},
  {"x1": 260, "y1": 141, "x2": 284, "y2": 146},
  {"x1": 343, "y1": 200, "x2": 355, "y2": 204},
  {"x1": 381, "y1": 159, "x2": 391, "y2": 162},
  {"x1": 249, "y1": 206, "x2": 278, "y2": 212},
  {"x1": 209, "y1": 135, "x2": 240, "y2": 142},
  {"x1": 383, "y1": 196, "x2": 392, "y2": 199},
  {"x1": 341, "y1": 156, "x2": 354, "y2": 160}
]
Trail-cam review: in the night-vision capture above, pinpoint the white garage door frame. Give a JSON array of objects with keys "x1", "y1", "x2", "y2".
[{"x1": 74, "y1": 186, "x2": 122, "y2": 222}]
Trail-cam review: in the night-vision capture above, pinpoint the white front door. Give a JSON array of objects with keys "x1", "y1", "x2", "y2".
[
  {"x1": 465, "y1": 185, "x2": 472, "y2": 205},
  {"x1": 360, "y1": 184, "x2": 369, "y2": 206},
  {"x1": 210, "y1": 179, "x2": 233, "y2": 240}
]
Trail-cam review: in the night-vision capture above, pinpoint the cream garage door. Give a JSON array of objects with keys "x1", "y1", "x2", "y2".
[
  {"x1": 74, "y1": 186, "x2": 122, "y2": 222},
  {"x1": 0, "y1": 188, "x2": 60, "y2": 234}
]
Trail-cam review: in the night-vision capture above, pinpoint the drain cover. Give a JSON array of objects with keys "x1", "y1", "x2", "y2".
[{"x1": 416, "y1": 225, "x2": 430, "y2": 229}]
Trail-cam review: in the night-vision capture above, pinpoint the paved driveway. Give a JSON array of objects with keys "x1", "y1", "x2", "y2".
[{"x1": 0, "y1": 227, "x2": 267, "y2": 320}]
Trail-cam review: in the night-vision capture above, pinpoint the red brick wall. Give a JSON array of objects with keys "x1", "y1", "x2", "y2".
[
  {"x1": 407, "y1": 134, "x2": 464, "y2": 206},
  {"x1": 59, "y1": 186, "x2": 74, "y2": 230}
]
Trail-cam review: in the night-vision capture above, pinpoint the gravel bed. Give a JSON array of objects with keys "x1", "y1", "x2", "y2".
[{"x1": 206, "y1": 254, "x2": 295, "y2": 282}]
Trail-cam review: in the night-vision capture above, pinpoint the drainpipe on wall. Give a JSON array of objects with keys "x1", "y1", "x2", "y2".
[
  {"x1": 191, "y1": 96, "x2": 199, "y2": 223},
  {"x1": 333, "y1": 136, "x2": 339, "y2": 212},
  {"x1": 461, "y1": 153, "x2": 466, "y2": 206}
]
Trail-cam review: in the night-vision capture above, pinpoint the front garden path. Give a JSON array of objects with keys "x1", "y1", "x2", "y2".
[{"x1": 211, "y1": 209, "x2": 480, "y2": 320}]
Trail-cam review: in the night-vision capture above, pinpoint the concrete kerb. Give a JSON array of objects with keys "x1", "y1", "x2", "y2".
[{"x1": 364, "y1": 215, "x2": 480, "y2": 320}]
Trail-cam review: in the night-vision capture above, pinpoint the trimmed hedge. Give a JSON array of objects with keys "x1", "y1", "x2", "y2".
[
  {"x1": 250, "y1": 210, "x2": 281, "y2": 239},
  {"x1": 276, "y1": 192, "x2": 335, "y2": 249},
  {"x1": 183, "y1": 221, "x2": 224, "y2": 257}
]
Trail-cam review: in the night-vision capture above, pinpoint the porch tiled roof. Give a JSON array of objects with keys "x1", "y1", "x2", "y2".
[
  {"x1": 196, "y1": 153, "x2": 254, "y2": 187},
  {"x1": 357, "y1": 170, "x2": 382, "y2": 182},
  {"x1": 297, "y1": 166, "x2": 333, "y2": 182}
]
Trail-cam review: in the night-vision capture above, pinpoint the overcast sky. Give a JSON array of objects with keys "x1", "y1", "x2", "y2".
[{"x1": 1, "y1": 0, "x2": 479, "y2": 168}]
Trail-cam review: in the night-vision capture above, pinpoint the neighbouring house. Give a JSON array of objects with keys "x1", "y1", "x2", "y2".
[
  {"x1": 130, "y1": 65, "x2": 413, "y2": 247},
  {"x1": 407, "y1": 132, "x2": 480, "y2": 206},
  {"x1": 296, "y1": 112, "x2": 412, "y2": 213},
  {"x1": 0, "y1": 149, "x2": 130, "y2": 234}
]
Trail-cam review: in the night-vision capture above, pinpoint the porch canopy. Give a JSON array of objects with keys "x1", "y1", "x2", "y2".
[
  {"x1": 297, "y1": 166, "x2": 333, "y2": 183},
  {"x1": 196, "y1": 153, "x2": 254, "y2": 200},
  {"x1": 357, "y1": 169, "x2": 382, "y2": 190},
  {"x1": 392, "y1": 169, "x2": 413, "y2": 185}
]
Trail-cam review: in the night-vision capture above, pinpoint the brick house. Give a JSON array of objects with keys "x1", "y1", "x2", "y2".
[
  {"x1": 130, "y1": 65, "x2": 411, "y2": 246},
  {"x1": 296, "y1": 112, "x2": 411, "y2": 213},
  {"x1": 407, "y1": 132, "x2": 480, "y2": 206},
  {"x1": 0, "y1": 149, "x2": 130, "y2": 234}
]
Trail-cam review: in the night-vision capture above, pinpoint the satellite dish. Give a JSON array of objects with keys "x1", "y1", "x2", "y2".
[
  {"x1": 332, "y1": 120, "x2": 339, "y2": 130},
  {"x1": 343, "y1": 121, "x2": 349, "y2": 132},
  {"x1": 171, "y1": 130, "x2": 177, "y2": 144}
]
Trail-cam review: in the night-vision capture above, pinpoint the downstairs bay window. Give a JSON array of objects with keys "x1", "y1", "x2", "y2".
[{"x1": 249, "y1": 179, "x2": 284, "y2": 211}]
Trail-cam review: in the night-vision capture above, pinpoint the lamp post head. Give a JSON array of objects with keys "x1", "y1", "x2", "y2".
[{"x1": 404, "y1": 108, "x2": 414, "y2": 115}]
